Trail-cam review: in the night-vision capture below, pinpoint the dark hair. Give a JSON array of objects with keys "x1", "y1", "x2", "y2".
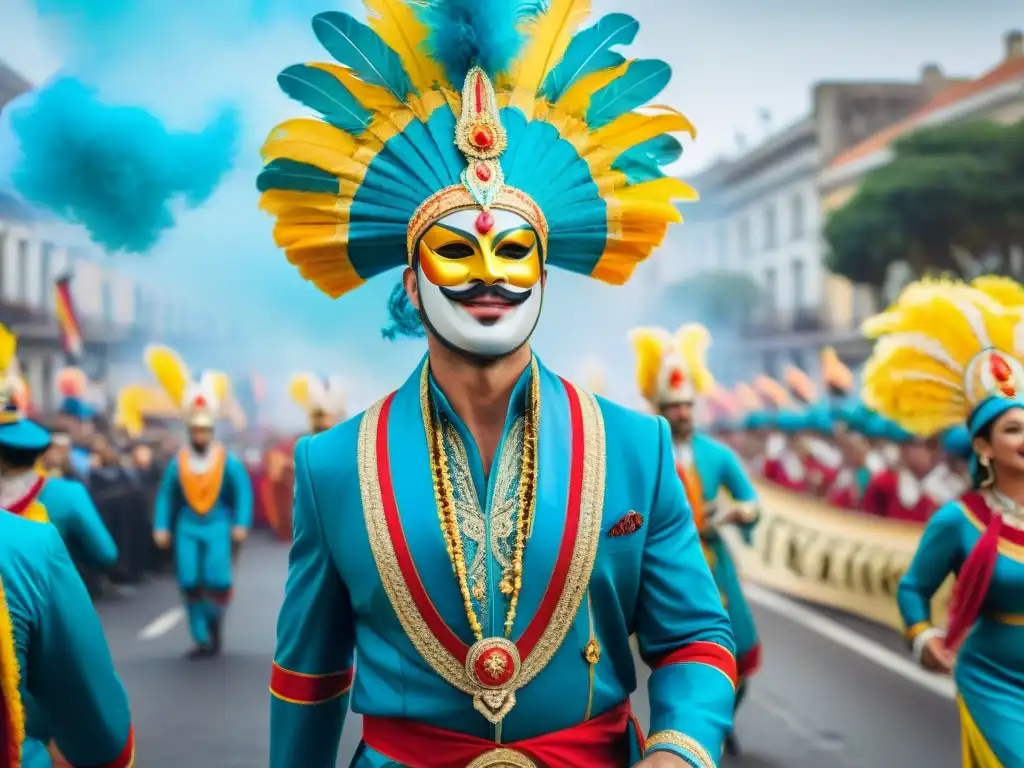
[{"x1": 0, "y1": 443, "x2": 49, "y2": 469}]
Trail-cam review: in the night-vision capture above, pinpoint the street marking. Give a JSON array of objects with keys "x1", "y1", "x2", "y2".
[
  {"x1": 745, "y1": 584, "x2": 956, "y2": 701},
  {"x1": 138, "y1": 608, "x2": 184, "y2": 640}
]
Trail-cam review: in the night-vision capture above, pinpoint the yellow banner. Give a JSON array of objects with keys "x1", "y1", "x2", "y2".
[{"x1": 730, "y1": 482, "x2": 951, "y2": 632}]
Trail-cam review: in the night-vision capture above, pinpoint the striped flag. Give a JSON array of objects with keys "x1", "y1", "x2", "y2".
[{"x1": 54, "y1": 273, "x2": 84, "y2": 362}]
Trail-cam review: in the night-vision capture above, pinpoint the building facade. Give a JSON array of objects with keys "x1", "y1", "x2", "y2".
[{"x1": 656, "y1": 61, "x2": 972, "y2": 383}]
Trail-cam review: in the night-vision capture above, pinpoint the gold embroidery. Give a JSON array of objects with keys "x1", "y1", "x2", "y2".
[
  {"x1": 357, "y1": 374, "x2": 605, "y2": 709},
  {"x1": 465, "y1": 748, "x2": 537, "y2": 768},
  {"x1": 645, "y1": 731, "x2": 716, "y2": 768},
  {"x1": 961, "y1": 504, "x2": 1024, "y2": 563}
]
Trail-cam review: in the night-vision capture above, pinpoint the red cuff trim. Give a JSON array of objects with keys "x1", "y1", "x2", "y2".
[
  {"x1": 81, "y1": 724, "x2": 135, "y2": 768},
  {"x1": 653, "y1": 641, "x2": 738, "y2": 689},
  {"x1": 270, "y1": 663, "x2": 353, "y2": 705},
  {"x1": 738, "y1": 644, "x2": 762, "y2": 679},
  {"x1": 205, "y1": 589, "x2": 233, "y2": 606}
]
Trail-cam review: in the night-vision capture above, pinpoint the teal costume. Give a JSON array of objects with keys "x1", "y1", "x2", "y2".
[
  {"x1": 37, "y1": 475, "x2": 119, "y2": 569},
  {"x1": 154, "y1": 447, "x2": 253, "y2": 649},
  {"x1": 0, "y1": 512, "x2": 134, "y2": 768},
  {"x1": 271, "y1": 360, "x2": 737, "y2": 767}
]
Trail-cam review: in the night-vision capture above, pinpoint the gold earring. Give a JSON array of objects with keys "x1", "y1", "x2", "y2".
[{"x1": 980, "y1": 455, "x2": 996, "y2": 488}]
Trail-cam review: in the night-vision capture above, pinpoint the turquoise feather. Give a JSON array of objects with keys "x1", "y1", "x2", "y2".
[
  {"x1": 541, "y1": 13, "x2": 638, "y2": 102},
  {"x1": 276, "y1": 64, "x2": 372, "y2": 134},
  {"x1": 257, "y1": 159, "x2": 338, "y2": 195},
  {"x1": 414, "y1": 0, "x2": 547, "y2": 84},
  {"x1": 312, "y1": 12, "x2": 414, "y2": 102},
  {"x1": 618, "y1": 134, "x2": 682, "y2": 166},
  {"x1": 585, "y1": 59, "x2": 671, "y2": 129},
  {"x1": 610, "y1": 157, "x2": 663, "y2": 184}
]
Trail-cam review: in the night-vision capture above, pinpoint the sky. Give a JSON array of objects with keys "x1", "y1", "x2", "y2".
[{"x1": 0, "y1": 0, "x2": 1020, "y2": 417}]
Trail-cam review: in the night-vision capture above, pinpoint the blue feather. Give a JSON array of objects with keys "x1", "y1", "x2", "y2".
[
  {"x1": 610, "y1": 157, "x2": 663, "y2": 184},
  {"x1": 257, "y1": 159, "x2": 339, "y2": 195},
  {"x1": 277, "y1": 64, "x2": 372, "y2": 134},
  {"x1": 541, "y1": 14, "x2": 638, "y2": 102},
  {"x1": 414, "y1": 0, "x2": 548, "y2": 85},
  {"x1": 613, "y1": 134, "x2": 682, "y2": 170},
  {"x1": 312, "y1": 12, "x2": 415, "y2": 101},
  {"x1": 381, "y1": 282, "x2": 425, "y2": 341},
  {"x1": 586, "y1": 59, "x2": 671, "y2": 129}
]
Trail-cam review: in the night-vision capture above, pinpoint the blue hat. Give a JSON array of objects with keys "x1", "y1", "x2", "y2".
[
  {"x1": 966, "y1": 395, "x2": 1024, "y2": 486},
  {"x1": 861, "y1": 413, "x2": 889, "y2": 441},
  {"x1": 885, "y1": 419, "x2": 915, "y2": 445},
  {"x1": 940, "y1": 425, "x2": 972, "y2": 460},
  {"x1": 804, "y1": 403, "x2": 835, "y2": 435},
  {"x1": 775, "y1": 410, "x2": 805, "y2": 434},
  {"x1": 60, "y1": 397, "x2": 96, "y2": 420},
  {"x1": 0, "y1": 402, "x2": 52, "y2": 452},
  {"x1": 742, "y1": 410, "x2": 770, "y2": 431}
]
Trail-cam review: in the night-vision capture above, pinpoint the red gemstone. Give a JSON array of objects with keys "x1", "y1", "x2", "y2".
[
  {"x1": 990, "y1": 353, "x2": 1013, "y2": 382},
  {"x1": 475, "y1": 210, "x2": 494, "y2": 234},
  {"x1": 194, "y1": 395, "x2": 207, "y2": 408},
  {"x1": 669, "y1": 368, "x2": 686, "y2": 389},
  {"x1": 472, "y1": 126, "x2": 494, "y2": 149},
  {"x1": 475, "y1": 162, "x2": 492, "y2": 182},
  {"x1": 472, "y1": 648, "x2": 515, "y2": 687}
]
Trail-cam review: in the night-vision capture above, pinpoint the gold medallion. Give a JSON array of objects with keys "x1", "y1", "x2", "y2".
[
  {"x1": 466, "y1": 637, "x2": 521, "y2": 724},
  {"x1": 465, "y1": 748, "x2": 537, "y2": 768}
]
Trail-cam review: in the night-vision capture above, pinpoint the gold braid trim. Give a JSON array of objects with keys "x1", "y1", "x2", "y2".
[
  {"x1": 0, "y1": 576, "x2": 24, "y2": 767},
  {"x1": 645, "y1": 731, "x2": 716, "y2": 768}
]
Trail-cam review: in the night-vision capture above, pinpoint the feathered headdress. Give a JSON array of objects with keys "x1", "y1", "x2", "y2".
[
  {"x1": 820, "y1": 347, "x2": 853, "y2": 396},
  {"x1": 144, "y1": 345, "x2": 229, "y2": 429},
  {"x1": 861, "y1": 283, "x2": 1024, "y2": 437},
  {"x1": 971, "y1": 275, "x2": 1024, "y2": 308},
  {"x1": 783, "y1": 365, "x2": 817, "y2": 405},
  {"x1": 732, "y1": 382, "x2": 762, "y2": 412},
  {"x1": 259, "y1": 1, "x2": 696, "y2": 300},
  {"x1": 753, "y1": 375, "x2": 790, "y2": 410},
  {"x1": 289, "y1": 373, "x2": 347, "y2": 421},
  {"x1": 628, "y1": 323, "x2": 714, "y2": 406}
]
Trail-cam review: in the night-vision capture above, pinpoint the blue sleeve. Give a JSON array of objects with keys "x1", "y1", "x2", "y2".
[
  {"x1": 638, "y1": 419, "x2": 737, "y2": 768},
  {"x1": 65, "y1": 481, "x2": 119, "y2": 570},
  {"x1": 154, "y1": 460, "x2": 179, "y2": 533},
  {"x1": 269, "y1": 437, "x2": 355, "y2": 768},
  {"x1": 897, "y1": 501, "x2": 963, "y2": 642},
  {"x1": 27, "y1": 526, "x2": 134, "y2": 765},
  {"x1": 227, "y1": 455, "x2": 253, "y2": 528}
]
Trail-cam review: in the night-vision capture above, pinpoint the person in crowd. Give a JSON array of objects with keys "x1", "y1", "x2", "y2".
[
  {"x1": 262, "y1": 3, "x2": 736, "y2": 765},
  {"x1": 87, "y1": 434, "x2": 144, "y2": 588},
  {"x1": 861, "y1": 280, "x2": 1024, "y2": 766},
  {"x1": 128, "y1": 441, "x2": 165, "y2": 574},
  {"x1": 860, "y1": 424, "x2": 943, "y2": 522},
  {"x1": 261, "y1": 373, "x2": 347, "y2": 542},
  {"x1": 147, "y1": 345, "x2": 252, "y2": 658},
  {"x1": 39, "y1": 433, "x2": 80, "y2": 481},
  {"x1": 630, "y1": 323, "x2": 763, "y2": 756},
  {"x1": 54, "y1": 367, "x2": 98, "y2": 481}
]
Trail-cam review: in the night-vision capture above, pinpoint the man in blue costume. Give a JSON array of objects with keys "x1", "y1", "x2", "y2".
[
  {"x1": 629, "y1": 324, "x2": 762, "y2": 758},
  {"x1": 148, "y1": 346, "x2": 253, "y2": 659},
  {"x1": 262, "y1": 2, "x2": 736, "y2": 766},
  {"x1": 0, "y1": 345, "x2": 135, "y2": 766}
]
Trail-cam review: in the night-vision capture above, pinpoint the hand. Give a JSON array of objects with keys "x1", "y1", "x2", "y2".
[
  {"x1": 231, "y1": 525, "x2": 248, "y2": 543},
  {"x1": 153, "y1": 530, "x2": 171, "y2": 549},
  {"x1": 634, "y1": 752, "x2": 689, "y2": 767},
  {"x1": 715, "y1": 508, "x2": 744, "y2": 527},
  {"x1": 921, "y1": 636, "x2": 955, "y2": 674}
]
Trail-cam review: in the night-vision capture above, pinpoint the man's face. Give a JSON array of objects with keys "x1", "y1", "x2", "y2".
[
  {"x1": 414, "y1": 208, "x2": 543, "y2": 360},
  {"x1": 310, "y1": 410, "x2": 331, "y2": 434},
  {"x1": 189, "y1": 426, "x2": 214, "y2": 452},
  {"x1": 661, "y1": 401, "x2": 695, "y2": 440}
]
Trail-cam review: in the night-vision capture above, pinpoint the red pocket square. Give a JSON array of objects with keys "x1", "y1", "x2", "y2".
[{"x1": 607, "y1": 510, "x2": 644, "y2": 537}]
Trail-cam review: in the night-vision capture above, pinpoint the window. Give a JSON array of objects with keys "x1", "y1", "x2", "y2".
[
  {"x1": 763, "y1": 204, "x2": 777, "y2": 251},
  {"x1": 763, "y1": 267, "x2": 777, "y2": 309},
  {"x1": 737, "y1": 218, "x2": 750, "y2": 259},
  {"x1": 39, "y1": 242, "x2": 53, "y2": 308},
  {"x1": 791, "y1": 194, "x2": 805, "y2": 239},
  {"x1": 715, "y1": 224, "x2": 728, "y2": 267},
  {"x1": 16, "y1": 239, "x2": 28, "y2": 303},
  {"x1": 791, "y1": 259, "x2": 806, "y2": 309}
]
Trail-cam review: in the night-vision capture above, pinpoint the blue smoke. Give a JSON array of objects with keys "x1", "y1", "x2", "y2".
[{"x1": 8, "y1": 78, "x2": 239, "y2": 253}]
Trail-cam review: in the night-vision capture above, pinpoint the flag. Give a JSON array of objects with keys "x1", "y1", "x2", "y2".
[{"x1": 54, "y1": 273, "x2": 83, "y2": 361}]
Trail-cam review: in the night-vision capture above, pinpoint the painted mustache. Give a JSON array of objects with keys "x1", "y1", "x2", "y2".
[{"x1": 440, "y1": 282, "x2": 532, "y2": 305}]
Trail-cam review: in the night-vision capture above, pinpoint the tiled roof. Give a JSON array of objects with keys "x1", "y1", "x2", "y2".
[{"x1": 828, "y1": 55, "x2": 1024, "y2": 169}]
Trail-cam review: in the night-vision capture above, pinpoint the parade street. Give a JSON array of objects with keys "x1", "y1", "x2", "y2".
[{"x1": 99, "y1": 536, "x2": 962, "y2": 768}]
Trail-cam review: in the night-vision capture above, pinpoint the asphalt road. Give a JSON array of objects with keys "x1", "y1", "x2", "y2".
[{"x1": 97, "y1": 535, "x2": 961, "y2": 767}]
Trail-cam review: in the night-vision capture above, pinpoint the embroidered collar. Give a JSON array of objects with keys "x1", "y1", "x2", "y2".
[
  {"x1": 984, "y1": 489, "x2": 1024, "y2": 530},
  {"x1": 674, "y1": 441, "x2": 693, "y2": 467}
]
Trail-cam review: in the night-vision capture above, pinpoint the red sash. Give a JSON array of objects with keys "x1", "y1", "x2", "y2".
[
  {"x1": 7, "y1": 476, "x2": 45, "y2": 517},
  {"x1": 362, "y1": 701, "x2": 641, "y2": 768}
]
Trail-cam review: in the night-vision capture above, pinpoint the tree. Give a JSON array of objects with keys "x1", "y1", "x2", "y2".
[
  {"x1": 824, "y1": 119, "x2": 1024, "y2": 289},
  {"x1": 660, "y1": 270, "x2": 763, "y2": 326}
]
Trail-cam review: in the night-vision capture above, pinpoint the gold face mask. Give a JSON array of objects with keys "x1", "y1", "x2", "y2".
[{"x1": 417, "y1": 213, "x2": 542, "y2": 289}]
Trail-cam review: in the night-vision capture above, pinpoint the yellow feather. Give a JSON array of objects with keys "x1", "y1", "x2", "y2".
[
  {"x1": 628, "y1": 327, "x2": 671, "y2": 403},
  {"x1": 144, "y1": 345, "x2": 191, "y2": 408},
  {"x1": 262, "y1": 122, "x2": 369, "y2": 180},
  {"x1": 588, "y1": 110, "x2": 696, "y2": 166},
  {"x1": 205, "y1": 371, "x2": 231, "y2": 408},
  {"x1": 733, "y1": 383, "x2": 761, "y2": 411},
  {"x1": 365, "y1": 0, "x2": 448, "y2": 92},
  {"x1": 308, "y1": 63, "x2": 402, "y2": 113},
  {"x1": 614, "y1": 177, "x2": 698, "y2": 203},
  {"x1": 0, "y1": 324, "x2": 16, "y2": 374},
  {"x1": 289, "y1": 373, "x2": 313, "y2": 410},
  {"x1": 553, "y1": 60, "x2": 631, "y2": 116},
  {"x1": 754, "y1": 375, "x2": 790, "y2": 408},
  {"x1": 113, "y1": 385, "x2": 149, "y2": 438},
  {"x1": 509, "y1": 0, "x2": 591, "y2": 99},
  {"x1": 783, "y1": 365, "x2": 817, "y2": 403},
  {"x1": 971, "y1": 275, "x2": 1024, "y2": 308},
  {"x1": 820, "y1": 347, "x2": 853, "y2": 392},
  {"x1": 674, "y1": 323, "x2": 714, "y2": 395}
]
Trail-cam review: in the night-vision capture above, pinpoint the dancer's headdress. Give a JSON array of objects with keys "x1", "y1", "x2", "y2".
[
  {"x1": 752, "y1": 375, "x2": 789, "y2": 411},
  {"x1": 0, "y1": 325, "x2": 47, "y2": 449},
  {"x1": 259, "y1": 1, "x2": 696, "y2": 298},
  {"x1": 289, "y1": 373, "x2": 347, "y2": 422},
  {"x1": 629, "y1": 323, "x2": 713, "y2": 406},
  {"x1": 144, "y1": 345, "x2": 230, "y2": 429},
  {"x1": 820, "y1": 347, "x2": 853, "y2": 396}
]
